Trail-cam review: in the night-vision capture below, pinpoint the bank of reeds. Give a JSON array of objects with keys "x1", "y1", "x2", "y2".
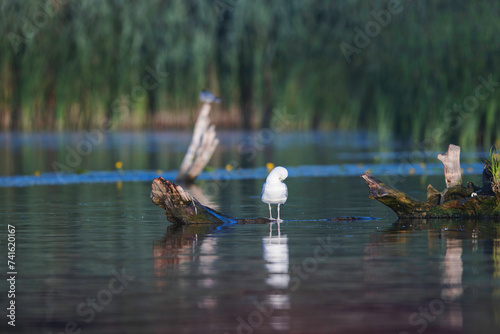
[{"x1": 1, "y1": 0, "x2": 500, "y2": 147}]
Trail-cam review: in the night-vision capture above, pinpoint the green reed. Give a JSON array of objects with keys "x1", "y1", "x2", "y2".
[{"x1": 0, "y1": 0, "x2": 499, "y2": 148}]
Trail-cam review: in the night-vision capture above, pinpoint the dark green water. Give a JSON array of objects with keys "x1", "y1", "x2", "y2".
[{"x1": 0, "y1": 131, "x2": 499, "y2": 333}]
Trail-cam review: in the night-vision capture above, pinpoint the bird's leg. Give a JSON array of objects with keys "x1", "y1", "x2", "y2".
[
  {"x1": 277, "y1": 204, "x2": 281, "y2": 221},
  {"x1": 268, "y1": 203, "x2": 273, "y2": 220}
]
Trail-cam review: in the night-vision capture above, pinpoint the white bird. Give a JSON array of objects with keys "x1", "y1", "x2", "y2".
[{"x1": 261, "y1": 166, "x2": 288, "y2": 221}]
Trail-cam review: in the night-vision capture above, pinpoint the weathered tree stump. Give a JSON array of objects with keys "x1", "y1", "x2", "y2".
[
  {"x1": 362, "y1": 144, "x2": 500, "y2": 219},
  {"x1": 437, "y1": 144, "x2": 462, "y2": 188},
  {"x1": 177, "y1": 101, "x2": 219, "y2": 183}
]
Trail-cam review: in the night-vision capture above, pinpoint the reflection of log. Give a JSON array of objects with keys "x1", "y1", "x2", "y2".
[
  {"x1": 362, "y1": 144, "x2": 500, "y2": 219},
  {"x1": 177, "y1": 102, "x2": 219, "y2": 183},
  {"x1": 153, "y1": 223, "x2": 215, "y2": 275},
  {"x1": 387, "y1": 219, "x2": 496, "y2": 239},
  {"x1": 151, "y1": 177, "x2": 271, "y2": 225}
]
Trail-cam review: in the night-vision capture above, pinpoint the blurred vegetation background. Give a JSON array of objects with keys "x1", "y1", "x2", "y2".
[{"x1": 1, "y1": 0, "x2": 500, "y2": 147}]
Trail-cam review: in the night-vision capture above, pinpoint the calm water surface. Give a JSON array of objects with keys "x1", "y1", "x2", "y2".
[{"x1": 0, "y1": 131, "x2": 499, "y2": 334}]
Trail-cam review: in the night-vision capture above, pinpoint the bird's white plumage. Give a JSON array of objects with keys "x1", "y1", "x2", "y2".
[{"x1": 261, "y1": 166, "x2": 288, "y2": 220}]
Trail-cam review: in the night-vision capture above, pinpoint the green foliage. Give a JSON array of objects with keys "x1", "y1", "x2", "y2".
[
  {"x1": 0, "y1": 0, "x2": 500, "y2": 147},
  {"x1": 489, "y1": 146, "x2": 500, "y2": 196}
]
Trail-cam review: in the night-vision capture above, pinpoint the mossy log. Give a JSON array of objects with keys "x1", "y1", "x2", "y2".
[
  {"x1": 362, "y1": 172, "x2": 499, "y2": 218},
  {"x1": 362, "y1": 144, "x2": 500, "y2": 219}
]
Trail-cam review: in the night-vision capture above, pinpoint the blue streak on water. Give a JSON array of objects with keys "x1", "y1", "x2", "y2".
[
  {"x1": 203, "y1": 207, "x2": 238, "y2": 229},
  {"x1": 0, "y1": 162, "x2": 485, "y2": 188}
]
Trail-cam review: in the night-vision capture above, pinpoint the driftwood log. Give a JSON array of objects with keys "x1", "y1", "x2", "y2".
[
  {"x1": 151, "y1": 177, "x2": 271, "y2": 225},
  {"x1": 362, "y1": 144, "x2": 500, "y2": 219}
]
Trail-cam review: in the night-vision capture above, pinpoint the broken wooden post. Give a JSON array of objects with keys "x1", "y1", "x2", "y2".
[
  {"x1": 438, "y1": 144, "x2": 462, "y2": 188},
  {"x1": 177, "y1": 101, "x2": 219, "y2": 183},
  {"x1": 362, "y1": 144, "x2": 500, "y2": 219}
]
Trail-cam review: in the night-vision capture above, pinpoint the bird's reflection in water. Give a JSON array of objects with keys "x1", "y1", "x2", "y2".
[{"x1": 262, "y1": 221, "x2": 291, "y2": 331}]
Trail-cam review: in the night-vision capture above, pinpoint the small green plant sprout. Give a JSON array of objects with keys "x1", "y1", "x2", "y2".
[{"x1": 488, "y1": 146, "x2": 500, "y2": 196}]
